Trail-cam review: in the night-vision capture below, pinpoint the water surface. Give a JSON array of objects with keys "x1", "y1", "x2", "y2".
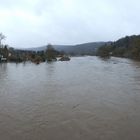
[{"x1": 0, "y1": 56, "x2": 140, "y2": 140}]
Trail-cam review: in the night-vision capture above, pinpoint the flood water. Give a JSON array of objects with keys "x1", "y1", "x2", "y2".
[{"x1": 0, "y1": 56, "x2": 140, "y2": 140}]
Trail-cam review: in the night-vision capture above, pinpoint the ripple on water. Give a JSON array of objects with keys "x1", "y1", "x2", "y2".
[{"x1": 0, "y1": 57, "x2": 140, "y2": 140}]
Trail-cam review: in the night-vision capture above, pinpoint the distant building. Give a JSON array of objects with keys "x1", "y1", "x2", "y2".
[
  {"x1": 0, "y1": 54, "x2": 7, "y2": 61},
  {"x1": 8, "y1": 53, "x2": 11, "y2": 56}
]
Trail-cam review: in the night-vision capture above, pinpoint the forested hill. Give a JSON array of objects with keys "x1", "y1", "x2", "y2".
[{"x1": 97, "y1": 35, "x2": 140, "y2": 59}]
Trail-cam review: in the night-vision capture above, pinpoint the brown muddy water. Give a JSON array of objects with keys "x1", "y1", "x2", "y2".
[{"x1": 0, "y1": 56, "x2": 140, "y2": 140}]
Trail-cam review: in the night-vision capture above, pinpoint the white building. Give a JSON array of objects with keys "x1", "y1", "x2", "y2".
[{"x1": 0, "y1": 54, "x2": 7, "y2": 61}]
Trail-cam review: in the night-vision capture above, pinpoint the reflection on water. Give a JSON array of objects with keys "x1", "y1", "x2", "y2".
[{"x1": 0, "y1": 56, "x2": 140, "y2": 140}]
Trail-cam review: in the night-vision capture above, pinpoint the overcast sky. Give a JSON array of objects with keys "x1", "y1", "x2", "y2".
[{"x1": 0, "y1": 0, "x2": 140, "y2": 48}]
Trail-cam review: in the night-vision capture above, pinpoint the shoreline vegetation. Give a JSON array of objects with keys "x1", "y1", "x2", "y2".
[
  {"x1": 0, "y1": 33, "x2": 140, "y2": 64},
  {"x1": 0, "y1": 44, "x2": 71, "y2": 64},
  {"x1": 97, "y1": 35, "x2": 140, "y2": 60}
]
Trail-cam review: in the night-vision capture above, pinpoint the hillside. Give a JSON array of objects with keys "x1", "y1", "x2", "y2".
[
  {"x1": 97, "y1": 35, "x2": 140, "y2": 59},
  {"x1": 25, "y1": 42, "x2": 107, "y2": 55}
]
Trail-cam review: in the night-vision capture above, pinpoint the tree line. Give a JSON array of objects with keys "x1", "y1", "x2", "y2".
[
  {"x1": 97, "y1": 35, "x2": 140, "y2": 60},
  {"x1": 0, "y1": 33, "x2": 65, "y2": 63}
]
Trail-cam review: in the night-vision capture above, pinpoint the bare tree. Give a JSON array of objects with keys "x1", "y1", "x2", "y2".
[{"x1": 0, "y1": 33, "x2": 6, "y2": 47}]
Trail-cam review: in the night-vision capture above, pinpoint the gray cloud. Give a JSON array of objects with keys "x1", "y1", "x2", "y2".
[{"x1": 0, "y1": 0, "x2": 140, "y2": 48}]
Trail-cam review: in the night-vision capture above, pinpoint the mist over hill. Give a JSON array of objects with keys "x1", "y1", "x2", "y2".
[
  {"x1": 18, "y1": 34, "x2": 140, "y2": 58},
  {"x1": 25, "y1": 42, "x2": 108, "y2": 55}
]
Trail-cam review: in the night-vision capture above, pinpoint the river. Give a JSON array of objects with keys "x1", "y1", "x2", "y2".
[{"x1": 0, "y1": 56, "x2": 140, "y2": 140}]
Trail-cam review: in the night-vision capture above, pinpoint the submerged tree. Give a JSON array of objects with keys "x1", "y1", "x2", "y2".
[{"x1": 46, "y1": 44, "x2": 58, "y2": 61}]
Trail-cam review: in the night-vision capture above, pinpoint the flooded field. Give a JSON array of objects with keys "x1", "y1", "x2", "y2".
[{"x1": 0, "y1": 56, "x2": 140, "y2": 140}]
